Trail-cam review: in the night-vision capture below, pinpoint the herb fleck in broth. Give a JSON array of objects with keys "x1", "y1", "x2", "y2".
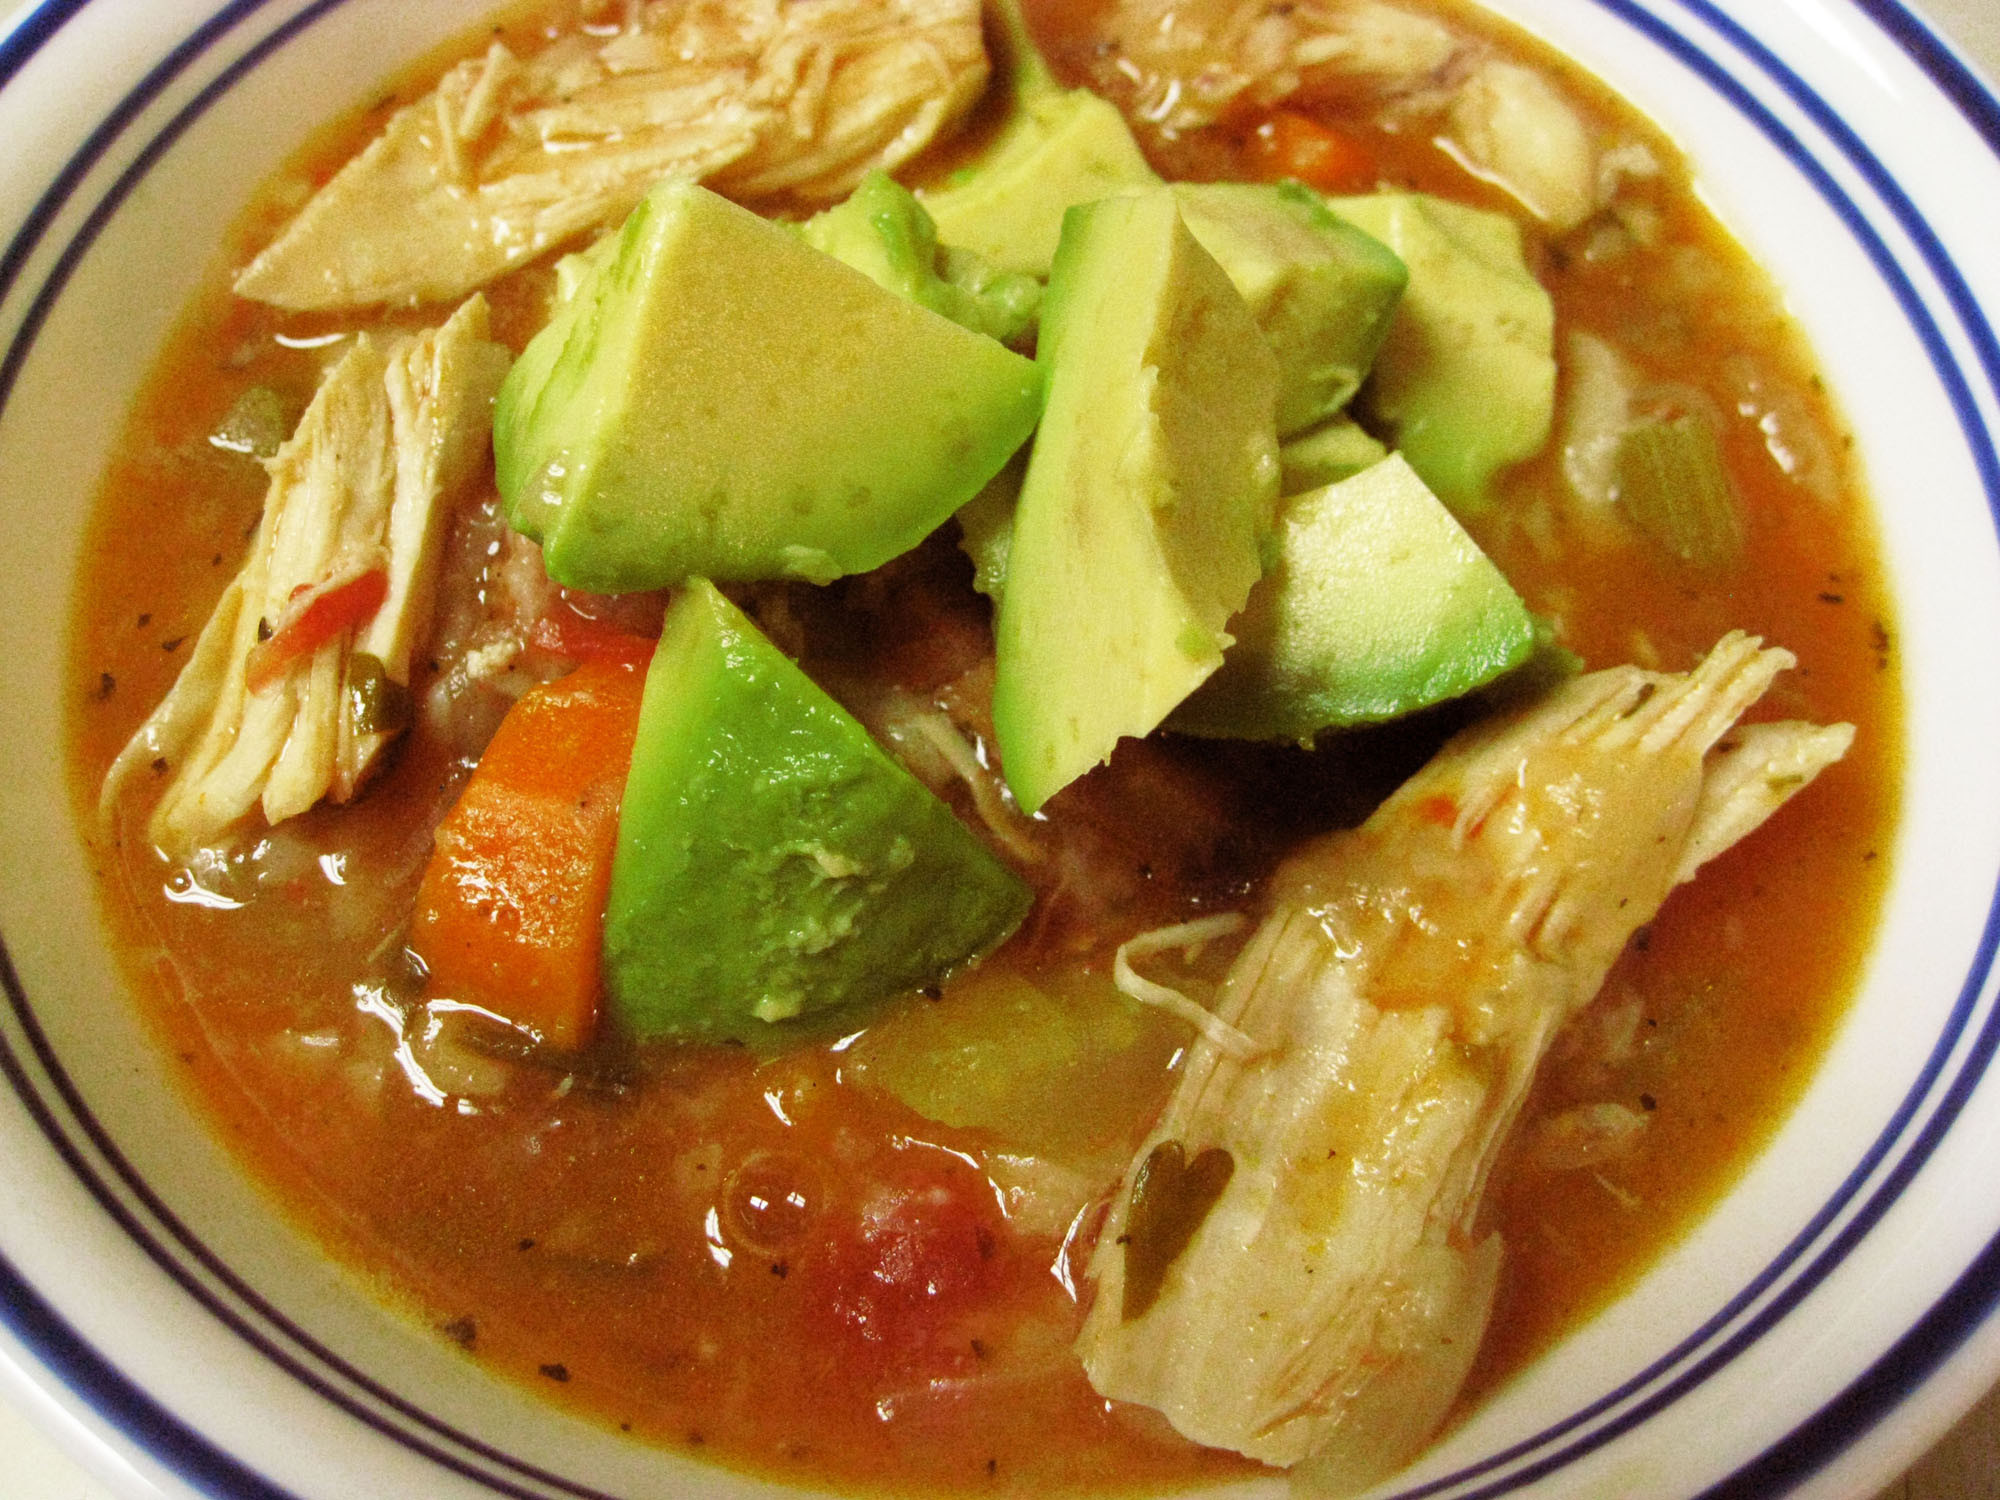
[{"x1": 67, "y1": 0, "x2": 1899, "y2": 1492}]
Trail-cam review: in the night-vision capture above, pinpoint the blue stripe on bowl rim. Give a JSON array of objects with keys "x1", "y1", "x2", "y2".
[{"x1": 0, "y1": 0, "x2": 1994, "y2": 1497}]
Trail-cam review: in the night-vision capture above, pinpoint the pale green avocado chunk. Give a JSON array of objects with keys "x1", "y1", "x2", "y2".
[
  {"x1": 916, "y1": 0, "x2": 1159, "y2": 277},
  {"x1": 1171, "y1": 454, "x2": 1538, "y2": 741},
  {"x1": 1327, "y1": 192, "x2": 1555, "y2": 516},
  {"x1": 798, "y1": 170, "x2": 1041, "y2": 345},
  {"x1": 604, "y1": 581, "x2": 1032, "y2": 1043},
  {"x1": 1172, "y1": 182, "x2": 1407, "y2": 438},
  {"x1": 494, "y1": 180, "x2": 1043, "y2": 592},
  {"x1": 1280, "y1": 417, "x2": 1389, "y2": 496},
  {"x1": 993, "y1": 188, "x2": 1281, "y2": 814},
  {"x1": 956, "y1": 449, "x2": 1025, "y2": 603}
]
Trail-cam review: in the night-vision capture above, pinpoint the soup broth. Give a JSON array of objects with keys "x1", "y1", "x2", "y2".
[{"x1": 68, "y1": 0, "x2": 1900, "y2": 1491}]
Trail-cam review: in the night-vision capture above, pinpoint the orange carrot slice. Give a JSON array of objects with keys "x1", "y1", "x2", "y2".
[
  {"x1": 409, "y1": 658, "x2": 650, "y2": 1051},
  {"x1": 1241, "y1": 110, "x2": 1376, "y2": 194}
]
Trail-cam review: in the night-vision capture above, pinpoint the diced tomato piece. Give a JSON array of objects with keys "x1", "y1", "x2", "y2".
[
  {"x1": 245, "y1": 566, "x2": 389, "y2": 693},
  {"x1": 528, "y1": 606, "x2": 658, "y2": 668},
  {"x1": 1241, "y1": 109, "x2": 1376, "y2": 194},
  {"x1": 408, "y1": 660, "x2": 650, "y2": 1051},
  {"x1": 1417, "y1": 794, "x2": 1459, "y2": 828},
  {"x1": 807, "y1": 1175, "x2": 1002, "y2": 1370}
]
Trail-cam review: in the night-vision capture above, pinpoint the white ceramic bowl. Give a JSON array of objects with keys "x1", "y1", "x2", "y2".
[{"x1": 5, "y1": 1, "x2": 2000, "y2": 1496}]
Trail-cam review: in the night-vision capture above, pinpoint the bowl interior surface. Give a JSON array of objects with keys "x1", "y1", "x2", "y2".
[{"x1": 3, "y1": 1, "x2": 2000, "y2": 1497}]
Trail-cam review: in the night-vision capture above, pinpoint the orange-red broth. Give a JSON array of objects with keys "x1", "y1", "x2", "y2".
[{"x1": 68, "y1": 0, "x2": 1900, "y2": 1491}]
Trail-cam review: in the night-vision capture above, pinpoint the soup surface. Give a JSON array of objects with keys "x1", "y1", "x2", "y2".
[{"x1": 68, "y1": 0, "x2": 1900, "y2": 1492}]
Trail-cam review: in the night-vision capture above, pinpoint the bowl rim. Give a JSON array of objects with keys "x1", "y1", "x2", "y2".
[{"x1": 4, "y1": 0, "x2": 2000, "y2": 1497}]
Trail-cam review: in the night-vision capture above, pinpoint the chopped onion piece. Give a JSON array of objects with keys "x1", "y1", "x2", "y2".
[{"x1": 1559, "y1": 329, "x2": 1637, "y2": 507}]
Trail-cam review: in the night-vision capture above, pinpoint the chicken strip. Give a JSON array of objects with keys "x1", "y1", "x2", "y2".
[
  {"x1": 102, "y1": 298, "x2": 512, "y2": 856},
  {"x1": 1075, "y1": 633, "x2": 1853, "y2": 1487},
  {"x1": 1085, "y1": 0, "x2": 1461, "y2": 136},
  {"x1": 1088, "y1": 0, "x2": 1608, "y2": 231},
  {"x1": 235, "y1": 0, "x2": 987, "y2": 310}
]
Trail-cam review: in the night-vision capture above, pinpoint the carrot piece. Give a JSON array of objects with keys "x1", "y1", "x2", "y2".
[
  {"x1": 409, "y1": 658, "x2": 650, "y2": 1051},
  {"x1": 1241, "y1": 110, "x2": 1376, "y2": 194}
]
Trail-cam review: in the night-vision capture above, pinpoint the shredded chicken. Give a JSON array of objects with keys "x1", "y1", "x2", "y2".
[
  {"x1": 236, "y1": 0, "x2": 987, "y2": 310},
  {"x1": 1527, "y1": 1100, "x2": 1648, "y2": 1172},
  {"x1": 1112, "y1": 914, "x2": 1257, "y2": 1058},
  {"x1": 1438, "y1": 56, "x2": 1597, "y2": 231},
  {"x1": 101, "y1": 298, "x2": 511, "y2": 856},
  {"x1": 1075, "y1": 634, "x2": 1853, "y2": 1486},
  {"x1": 1087, "y1": 0, "x2": 1461, "y2": 135},
  {"x1": 1091, "y1": 0, "x2": 1614, "y2": 234}
]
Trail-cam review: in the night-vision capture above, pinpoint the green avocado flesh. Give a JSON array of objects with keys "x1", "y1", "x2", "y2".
[
  {"x1": 494, "y1": 180, "x2": 1043, "y2": 593},
  {"x1": 603, "y1": 581, "x2": 1033, "y2": 1043},
  {"x1": 916, "y1": 0, "x2": 1160, "y2": 281},
  {"x1": 1280, "y1": 417, "x2": 1389, "y2": 496},
  {"x1": 1171, "y1": 454, "x2": 1538, "y2": 741},
  {"x1": 1327, "y1": 192, "x2": 1554, "y2": 516},
  {"x1": 956, "y1": 450, "x2": 1025, "y2": 602},
  {"x1": 1172, "y1": 182, "x2": 1408, "y2": 438},
  {"x1": 799, "y1": 170, "x2": 1041, "y2": 345},
  {"x1": 992, "y1": 188, "x2": 1280, "y2": 814}
]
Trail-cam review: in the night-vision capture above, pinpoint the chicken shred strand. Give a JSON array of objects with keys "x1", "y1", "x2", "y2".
[
  {"x1": 1076, "y1": 633, "x2": 1852, "y2": 1487},
  {"x1": 1091, "y1": 0, "x2": 1607, "y2": 230},
  {"x1": 235, "y1": 0, "x2": 988, "y2": 310},
  {"x1": 101, "y1": 297, "x2": 511, "y2": 856}
]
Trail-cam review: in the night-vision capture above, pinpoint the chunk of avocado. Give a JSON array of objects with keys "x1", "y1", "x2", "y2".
[
  {"x1": 960, "y1": 407, "x2": 1380, "y2": 611},
  {"x1": 916, "y1": 0, "x2": 1159, "y2": 276},
  {"x1": 1280, "y1": 417, "x2": 1389, "y2": 495},
  {"x1": 955, "y1": 448, "x2": 1025, "y2": 603},
  {"x1": 1172, "y1": 182, "x2": 1408, "y2": 437},
  {"x1": 604, "y1": 580, "x2": 1032, "y2": 1043},
  {"x1": 494, "y1": 180, "x2": 1043, "y2": 593},
  {"x1": 960, "y1": 414, "x2": 1382, "y2": 607},
  {"x1": 1327, "y1": 192, "x2": 1555, "y2": 515},
  {"x1": 1170, "y1": 454, "x2": 1538, "y2": 741},
  {"x1": 993, "y1": 189, "x2": 1281, "y2": 813},
  {"x1": 798, "y1": 170, "x2": 1041, "y2": 345}
]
